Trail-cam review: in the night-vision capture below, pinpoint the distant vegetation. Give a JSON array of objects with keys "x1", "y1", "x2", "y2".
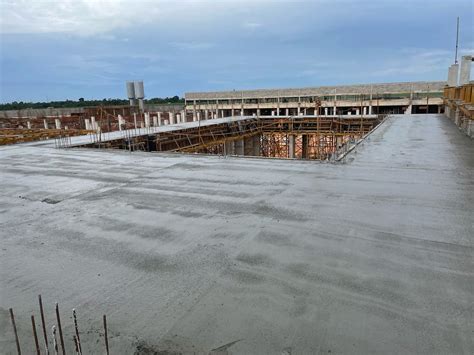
[{"x1": 0, "y1": 96, "x2": 184, "y2": 110}]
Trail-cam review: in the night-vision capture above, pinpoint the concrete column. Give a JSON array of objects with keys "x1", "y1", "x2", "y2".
[
  {"x1": 164, "y1": 119, "x2": 169, "y2": 125},
  {"x1": 140, "y1": 121, "x2": 144, "y2": 128},
  {"x1": 132, "y1": 114, "x2": 137, "y2": 129},
  {"x1": 85, "y1": 119, "x2": 90, "y2": 130},
  {"x1": 324, "y1": 107, "x2": 328, "y2": 116},
  {"x1": 193, "y1": 111, "x2": 197, "y2": 122},
  {"x1": 277, "y1": 107, "x2": 280, "y2": 116},
  {"x1": 144, "y1": 113, "x2": 150, "y2": 128},
  {"x1": 43, "y1": 119, "x2": 48, "y2": 129},
  {"x1": 454, "y1": 108, "x2": 460, "y2": 126},
  {"x1": 153, "y1": 116, "x2": 158, "y2": 127},
  {"x1": 252, "y1": 135, "x2": 260, "y2": 156},
  {"x1": 445, "y1": 106, "x2": 451, "y2": 119},
  {"x1": 303, "y1": 108, "x2": 307, "y2": 115},
  {"x1": 27, "y1": 121, "x2": 31, "y2": 129},
  {"x1": 55, "y1": 118, "x2": 61, "y2": 129},
  {"x1": 224, "y1": 141, "x2": 233, "y2": 155},
  {"x1": 257, "y1": 109, "x2": 261, "y2": 116},
  {"x1": 205, "y1": 110, "x2": 209, "y2": 120},
  {"x1": 271, "y1": 111, "x2": 275, "y2": 116},
  {"x1": 240, "y1": 109, "x2": 244, "y2": 116},
  {"x1": 181, "y1": 110, "x2": 186, "y2": 123},
  {"x1": 176, "y1": 113, "x2": 181, "y2": 123},
  {"x1": 65, "y1": 126, "x2": 68, "y2": 130},
  {"x1": 158, "y1": 112, "x2": 162, "y2": 126},
  {"x1": 286, "y1": 108, "x2": 289, "y2": 116},
  {"x1": 333, "y1": 106, "x2": 337, "y2": 116},
  {"x1": 169, "y1": 112, "x2": 175, "y2": 125},
  {"x1": 118, "y1": 115, "x2": 123, "y2": 130},
  {"x1": 356, "y1": 108, "x2": 360, "y2": 116},
  {"x1": 288, "y1": 135, "x2": 295, "y2": 158},
  {"x1": 363, "y1": 107, "x2": 367, "y2": 115},
  {"x1": 368, "y1": 106, "x2": 372, "y2": 115},
  {"x1": 235, "y1": 139, "x2": 244, "y2": 155},
  {"x1": 459, "y1": 55, "x2": 472, "y2": 85},
  {"x1": 297, "y1": 106, "x2": 301, "y2": 115},
  {"x1": 231, "y1": 109, "x2": 235, "y2": 117},
  {"x1": 448, "y1": 64, "x2": 459, "y2": 87},
  {"x1": 197, "y1": 112, "x2": 201, "y2": 121}
]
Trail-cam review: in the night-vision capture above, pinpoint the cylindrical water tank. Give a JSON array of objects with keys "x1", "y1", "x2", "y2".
[
  {"x1": 134, "y1": 81, "x2": 145, "y2": 99},
  {"x1": 126, "y1": 81, "x2": 136, "y2": 99}
]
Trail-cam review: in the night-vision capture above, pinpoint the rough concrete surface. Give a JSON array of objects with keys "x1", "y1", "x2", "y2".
[{"x1": 0, "y1": 114, "x2": 473, "y2": 354}]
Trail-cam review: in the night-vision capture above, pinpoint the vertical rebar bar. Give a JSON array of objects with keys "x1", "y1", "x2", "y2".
[
  {"x1": 103, "y1": 315, "x2": 109, "y2": 355},
  {"x1": 31, "y1": 315, "x2": 40, "y2": 355},
  {"x1": 9, "y1": 308, "x2": 21, "y2": 355},
  {"x1": 38, "y1": 295, "x2": 49, "y2": 354},
  {"x1": 72, "y1": 309, "x2": 82, "y2": 355},
  {"x1": 55, "y1": 303, "x2": 66, "y2": 355}
]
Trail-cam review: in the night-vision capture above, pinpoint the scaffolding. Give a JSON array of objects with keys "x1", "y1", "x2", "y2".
[{"x1": 77, "y1": 115, "x2": 384, "y2": 160}]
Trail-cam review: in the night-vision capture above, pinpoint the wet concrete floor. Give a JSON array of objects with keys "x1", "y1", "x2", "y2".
[{"x1": 0, "y1": 114, "x2": 473, "y2": 354}]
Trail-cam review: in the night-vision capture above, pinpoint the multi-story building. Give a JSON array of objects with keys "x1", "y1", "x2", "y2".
[{"x1": 185, "y1": 81, "x2": 445, "y2": 119}]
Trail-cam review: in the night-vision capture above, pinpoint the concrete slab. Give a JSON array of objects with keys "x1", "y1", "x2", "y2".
[{"x1": 0, "y1": 114, "x2": 473, "y2": 354}]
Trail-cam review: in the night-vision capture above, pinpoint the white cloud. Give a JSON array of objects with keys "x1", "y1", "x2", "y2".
[
  {"x1": 0, "y1": 0, "x2": 163, "y2": 35},
  {"x1": 0, "y1": 0, "x2": 277, "y2": 35}
]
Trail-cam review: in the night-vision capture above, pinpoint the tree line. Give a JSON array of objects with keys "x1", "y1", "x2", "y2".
[{"x1": 0, "y1": 96, "x2": 184, "y2": 110}]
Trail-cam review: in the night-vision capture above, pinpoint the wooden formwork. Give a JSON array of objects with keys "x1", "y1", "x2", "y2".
[
  {"x1": 0, "y1": 128, "x2": 93, "y2": 146},
  {"x1": 444, "y1": 84, "x2": 474, "y2": 120}
]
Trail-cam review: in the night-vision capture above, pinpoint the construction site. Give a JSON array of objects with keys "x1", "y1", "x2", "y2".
[{"x1": 1, "y1": 40, "x2": 474, "y2": 355}]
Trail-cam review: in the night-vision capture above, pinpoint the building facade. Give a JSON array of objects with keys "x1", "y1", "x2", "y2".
[{"x1": 185, "y1": 81, "x2": 445, "y2": 119}]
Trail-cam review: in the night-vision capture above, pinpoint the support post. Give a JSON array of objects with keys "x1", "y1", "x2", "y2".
[{"x1": 288, "y1": 135, "x2": 295, "y2": 158}]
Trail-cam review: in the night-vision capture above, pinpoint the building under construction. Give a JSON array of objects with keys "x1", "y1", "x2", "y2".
[{"x1": 1, "y1": 56, "x2": 473, "y2": 354}]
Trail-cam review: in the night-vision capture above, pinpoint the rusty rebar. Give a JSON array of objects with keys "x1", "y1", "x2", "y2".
[
  {"x1": 38, "y1": 295, "x2": 49, "y2": 354},
  {"x1": 9, "y1": 308, "x2": 21, "y2": 355},
  {"x1": 55, "y1": 303, "x2": 66, "y2": 355},
  {"x1": 31, "y1": 315, "x2": 40, "y2": 355},
  {"x1": 103, "y1": 315, "x2": 109, "y2": 355},
  {"x1": 72, "y1": 309, "x2": 82, "y2": 355}
]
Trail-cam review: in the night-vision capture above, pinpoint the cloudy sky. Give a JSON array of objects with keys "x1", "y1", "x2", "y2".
[{"x1": 0, "y1": 0, "x2": 472, "y2": 102}]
